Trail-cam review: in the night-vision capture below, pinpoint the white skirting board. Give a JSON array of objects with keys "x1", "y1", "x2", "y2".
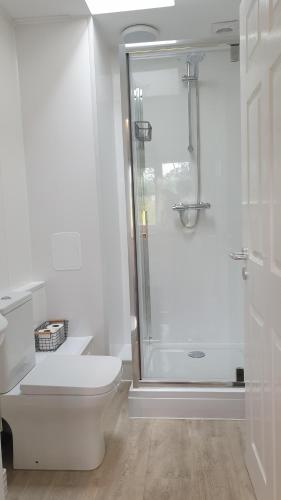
[{"x1": 128, "y1": 384, "x2": 245, "y2": 420}]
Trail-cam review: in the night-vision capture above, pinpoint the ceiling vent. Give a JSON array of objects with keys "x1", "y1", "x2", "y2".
[
  {"x1": 212, "y1": 20, "x2": 239, "y2": 36},
  {"x1": 121, "y1": 25, "x2": 159, "y2": 44}
]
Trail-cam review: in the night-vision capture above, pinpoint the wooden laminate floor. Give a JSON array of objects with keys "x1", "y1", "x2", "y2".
[{"x1": 4, "y1": 382, "x2": 256, "y2": 500}]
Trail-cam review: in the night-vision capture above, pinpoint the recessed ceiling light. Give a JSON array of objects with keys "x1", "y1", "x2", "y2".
[{"x1": 85, "y1": 0, "x2": 175, "y2": 15}]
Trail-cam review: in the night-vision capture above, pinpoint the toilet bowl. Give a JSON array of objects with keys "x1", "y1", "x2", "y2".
[
  {"x1": 1, "y1": 355, "x2": 122, "y2": 470},
  {"x1": 0, "y1": 289, "x2": 122, "y2": 471}
]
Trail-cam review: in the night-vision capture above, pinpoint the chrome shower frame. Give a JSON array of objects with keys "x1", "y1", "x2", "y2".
[{"x1": 119, "y1": 39, "x2": 242, "y2": 389}]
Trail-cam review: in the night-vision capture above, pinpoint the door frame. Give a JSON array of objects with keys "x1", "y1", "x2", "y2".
[{"x1": 119, "y1": 39, "x2": 244, "y2": 389}]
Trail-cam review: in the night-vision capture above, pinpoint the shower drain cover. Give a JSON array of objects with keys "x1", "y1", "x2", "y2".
[{"x1": 188, "y1": 351, "x2": 206, "y2": 359}]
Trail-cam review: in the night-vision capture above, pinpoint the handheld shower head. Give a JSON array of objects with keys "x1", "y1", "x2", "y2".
[
  {"x1": 182, "y1": 51, "x2": 205, "y2": 84},
  {"x1": 185, "y1": 52, "x2": 205, "y2": 80},
  {"x1": 186, "y1": 52, "x2": 205, "y2": 66}
]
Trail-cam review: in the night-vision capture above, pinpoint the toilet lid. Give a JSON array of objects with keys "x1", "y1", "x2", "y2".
[{"x1": 20, "y1": 355, "x2": 122, "y2": 396}]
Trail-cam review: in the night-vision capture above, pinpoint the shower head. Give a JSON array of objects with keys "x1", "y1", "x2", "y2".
[
  {"x1": 186, "y1": 52, "x2": 205, "y2": 66},
  {"x1": 183, "y1": 52, "x2": 205, "y2": 81}
]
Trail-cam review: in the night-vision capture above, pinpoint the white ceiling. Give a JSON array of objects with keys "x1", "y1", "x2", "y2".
[
  {"x1": 0, "y1": 0, "x2": 240, "y2": 49},
  {"x1": 0, "y1": 0, "x2": 90, "y2": 19},
  {"x1": 94, "y1": 0, "x2": 240, "y2": 48}
]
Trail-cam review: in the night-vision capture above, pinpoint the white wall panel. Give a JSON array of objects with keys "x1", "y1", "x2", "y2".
[
  {"x1": 91, "y1": 24, "x2": 131, "y2": 356},
  {"x1": 16, "y1": 18, "x2": 107, "y2": 352},
  {"x1": 0, "y1": 9, "x2": 32, "y2": 293}
]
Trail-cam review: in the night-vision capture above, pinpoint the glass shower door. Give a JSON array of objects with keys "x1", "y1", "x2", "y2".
[{"x1": 129, "y1": 48, "x2": 244, "y2": 383}]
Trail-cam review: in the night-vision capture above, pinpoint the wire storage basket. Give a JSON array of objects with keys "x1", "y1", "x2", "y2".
[
  {"x1": 35, "y1": 319, "x2": 68, "y2": 352},
  {"x1": 135, "y1": 121, "x2": 152, "y2": 142}
]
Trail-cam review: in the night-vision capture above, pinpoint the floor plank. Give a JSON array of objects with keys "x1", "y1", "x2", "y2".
[{"x1": 3, "y1": 383, "x2": 256, "y2": 500}]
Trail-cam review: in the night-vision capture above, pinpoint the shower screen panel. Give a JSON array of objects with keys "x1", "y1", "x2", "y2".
[{"x1": 129, "y1": 48, "x2": 244, "y2": 383}]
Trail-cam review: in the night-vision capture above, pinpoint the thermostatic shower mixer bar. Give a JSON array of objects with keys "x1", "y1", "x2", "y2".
[
  {"x1": 173, "y1": 52, "x2": 211, "y2": 228},
  {"x1": 172, "y1": 202, "x2": 211, "y2": 211}
]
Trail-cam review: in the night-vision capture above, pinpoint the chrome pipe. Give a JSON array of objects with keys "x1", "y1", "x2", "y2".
[
  {"x1": 187, "y1": 61, "x2": 194, "y2": 153},
  {"x1": 194, "y1": 69, "x2": 201, "y2": 225}
]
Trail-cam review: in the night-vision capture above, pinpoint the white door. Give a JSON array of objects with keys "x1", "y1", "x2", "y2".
[{"x1": 240, "y1": 1, "x2": 281, "y2": 499}]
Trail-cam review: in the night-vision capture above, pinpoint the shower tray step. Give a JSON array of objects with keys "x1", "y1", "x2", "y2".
[{"x1": 128, "y1": 384, "x2": 244, "y2": 420}]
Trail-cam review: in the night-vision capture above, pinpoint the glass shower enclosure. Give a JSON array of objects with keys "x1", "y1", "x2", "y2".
[{"x1": 121, "y1": 42, "x2": 244, "y2": 386}]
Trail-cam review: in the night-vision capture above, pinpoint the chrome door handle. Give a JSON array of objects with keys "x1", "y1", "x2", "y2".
[
  {"x1": 242, "y1": 267, "x2": 249, "y2": 280},
  {"x1": 229, "y1": 248, "x2": 248, "y2": 261}
]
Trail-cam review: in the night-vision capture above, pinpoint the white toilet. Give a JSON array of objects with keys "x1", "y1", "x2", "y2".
[{"x1": 0, "y1": 288, "x2": 122, "y2": 471}]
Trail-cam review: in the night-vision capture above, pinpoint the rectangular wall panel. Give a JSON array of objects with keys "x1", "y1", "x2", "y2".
[
  {"x1": 271, "y1": 55, "x2": 281, "y2": 276},
  {"x1": 246, "y1": 0, "x2": 260, "y2": 64},
  {"x1": 249, "y1": 306, "x2": 265, "y2": 480},
  {"x1": 272, "y1": 330, "x2": 281, "y2": 500},
  {"x1": 247, "y1": 85, "x2": 263, "y2": 263}
]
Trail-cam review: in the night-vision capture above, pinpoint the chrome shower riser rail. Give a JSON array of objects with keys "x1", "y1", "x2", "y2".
[{"x1": 173, "y1": 52, "x2": 208, "y2": 229}]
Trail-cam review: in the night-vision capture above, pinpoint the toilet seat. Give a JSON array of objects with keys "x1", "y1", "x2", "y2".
[{"x1": 20, "y1": 355, "x2": 122, "y2": 396}]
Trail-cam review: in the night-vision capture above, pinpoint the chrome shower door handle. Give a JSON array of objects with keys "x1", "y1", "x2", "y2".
[
  {"x1": 229, "y1": 248, "x2": 248, "y2": 261},
  {"x1": 242, "y1": 267, "x2": 249, "y2": 280}
]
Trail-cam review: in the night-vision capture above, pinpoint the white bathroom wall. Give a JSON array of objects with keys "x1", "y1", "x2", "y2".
[
  {"x1": 0, "y1": 8, "x2": 32, "y2": 294},
  {"x1": 91, "y1": 25, "x2": 131, "y2": 358},
  {"x1": 111, "y1": 53, "x2": 132, "y2": 357},
  {"x1": 15, "y1": 18, "x2": 108, "y2": 353},
  {"x1": 15, "y1": 17, "x2": 131, "y2": 356}
]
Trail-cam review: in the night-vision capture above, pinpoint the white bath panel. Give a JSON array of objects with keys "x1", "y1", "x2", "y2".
[{"x1": 128, "y1": 384, "x2": 245, "y2": 420}]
